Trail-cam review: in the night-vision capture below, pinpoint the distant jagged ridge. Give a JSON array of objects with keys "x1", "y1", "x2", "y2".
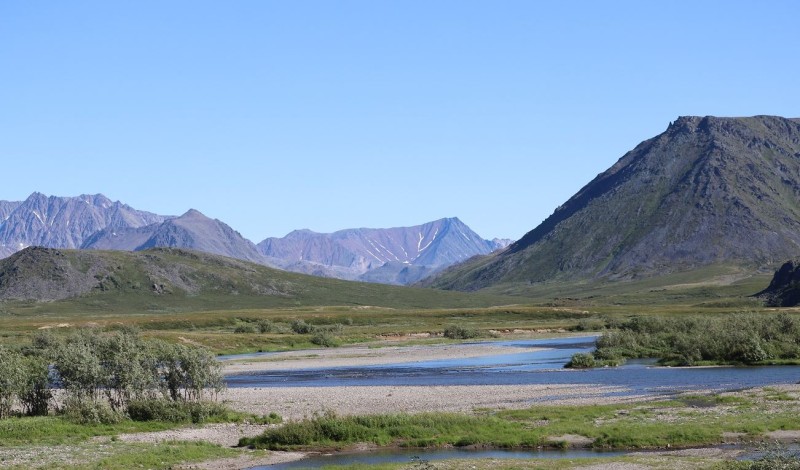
[
  {"x1": 0, "y1": 193, "x2": 508, "y2": 285},
  {"x1": 425, "y1": 115, "x2": 800, "y2": 291},
  {"x1": 257, "y1": 217, "x2": 510, "y2": 285},
  {"x1": 0, "y1": 193, "x2": 166, "y2": 259}
]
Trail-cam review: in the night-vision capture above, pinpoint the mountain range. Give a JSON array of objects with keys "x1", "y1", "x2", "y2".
[
  {"x1": 425, "y1": 115, "x2": 800, "y2": 291},
  {"x1": 0, "y1": 193, "x2": 508, "y2": 285},
  {"x1": 0, "y1": 193, "x2": 166, "y2": 259},
  {"x1": 257, "y1": 218, "x2": 511, "y2": 284}
]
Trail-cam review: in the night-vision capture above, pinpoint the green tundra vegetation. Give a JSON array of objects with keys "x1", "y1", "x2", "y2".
[
  {"x1": 240, "y1": 392, "x2": 800, "y2": 452},
  {"x1": 567, "y1": 312, "x2": 800, "y2": 367}
]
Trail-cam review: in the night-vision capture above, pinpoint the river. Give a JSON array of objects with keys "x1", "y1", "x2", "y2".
[{"x1": 224, "y1": 336, "x2": 800, "y2": 398}]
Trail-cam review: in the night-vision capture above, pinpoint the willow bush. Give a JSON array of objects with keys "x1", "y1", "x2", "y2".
[
  {"x1": 0, "y1": 329, "x2": 223, "y2": 422},
  {"x1": 569, "y1": 313, "x2": 800, "y2": 367}
]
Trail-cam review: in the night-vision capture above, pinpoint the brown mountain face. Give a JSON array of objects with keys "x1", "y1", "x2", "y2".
[{"x1": 426, "y1": 115, "x2": 800, "y2": 291}]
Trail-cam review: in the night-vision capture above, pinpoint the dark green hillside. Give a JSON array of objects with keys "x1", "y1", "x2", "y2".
[
  {"x1": 0, "y1": 247, "x2": 514, "y2": 315},
  {"x1": 425, "y1": 116, "x2": 800, "y2": 291}
]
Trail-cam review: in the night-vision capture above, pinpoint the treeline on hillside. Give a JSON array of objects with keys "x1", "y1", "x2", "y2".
[
  {"x1": 0, "y1": 328, "x2": 223, "y2": 423},
  {"x1": 567, "y1": 313, "x2": 800, "y2": 368}
]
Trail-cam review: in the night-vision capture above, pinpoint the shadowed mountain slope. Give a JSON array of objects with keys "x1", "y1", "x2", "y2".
[
  {"x1": 425, "y1": 115, "x2": 800, "y2": 291},
  {"x1": 756, "y1": 259, "x2": 800, "y2": 307}
]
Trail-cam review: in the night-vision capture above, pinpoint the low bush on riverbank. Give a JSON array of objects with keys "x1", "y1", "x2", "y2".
[
  {"x1": 565, "y1": 352, "x2": 595, "y2": 368},
  {"x1": 126, "y1": 399, "x2": 232, "y2": 423},
  {"x1": 567, "y1": 312, "x2": 800, "y2": 367},
  {"x1": 443, "y1": 324, "x2": 479, "y2": 339}
]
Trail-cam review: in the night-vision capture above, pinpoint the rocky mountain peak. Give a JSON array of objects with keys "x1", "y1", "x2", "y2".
[
  {"x1": 426, "y1": 115, "x2": 800, "y2": 291},
  {"x1": 180, "y1": 208, "x2": 206, "y2": 219}
]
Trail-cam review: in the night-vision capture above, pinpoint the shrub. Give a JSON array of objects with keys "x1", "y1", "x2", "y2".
[
  {"x1": 257, "y1": 319, "x2": 274, "y2": 333},
  {"x1": 0, "y1": 329, "x2": 225, "y2": 422},
  {"x1": 0, "y1": 348, "x2": 53, "y2": 418},
  {"x1": 150, "y1": 340, "x2": 224, "y2": 402},
  {"x1": 738, "y1": 337, "x2": 770, "y2": 363},
  {"x1": 63, "y1": 397, "x2": 123, "y2": 425},
  {"x1": 566, "y1": 352, "x2": 596, "y2": 369},
  {"x1": 290, "y1": 319, "x2": 314, "y2": 334},
  {"x1": 573, "y1": 318, "x2": 606, "y2": 332},
  {"x1": 18, "y1": 356, "x2": 51, "y2": 417},
  {"x1": 234, "y1": 322, "x2": 258, "y2": 334},
  {"x1": 127, "y1": 399, "x2": 229, "y2": 423},
  {"x1": 591, "y1": 313, "x2": 800, "y2": 366},
  {"x1": 0, "y1": 347, "x2": 23, "y2": 418},
  {"x1": 311, "y1": 332, "x2": 340, "y2": 348},
  {"x1": 443, "y1": 324, "x2": 479, "y2": 339}
]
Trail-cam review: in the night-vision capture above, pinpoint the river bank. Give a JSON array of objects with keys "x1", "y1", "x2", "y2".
[
  {"x1": 220, "y1": 384, "x2": 646, "y2": 421},
  {"x1": 220, "y1": 340, "x2": 549, "y2": 373}
]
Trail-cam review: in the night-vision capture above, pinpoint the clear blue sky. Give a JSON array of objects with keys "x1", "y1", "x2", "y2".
[{"x1": 2, "y1": 1, "x2": 798, "y2": 242}]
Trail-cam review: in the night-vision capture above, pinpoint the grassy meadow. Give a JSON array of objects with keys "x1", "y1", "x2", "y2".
[{"x1": 0, "y1": 262, "x2": 787, "y2": 355}]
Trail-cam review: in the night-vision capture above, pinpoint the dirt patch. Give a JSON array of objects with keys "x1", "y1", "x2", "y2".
[
  {"x1": 722, "y1": 432, "x2": 747, "y2": 442},
  {"x1": 177, "y1": 336, "x2": 204, "y2": 347},
  {"x1": 766, "y1": 430, "x2": 800, "y2": 441},
  {"x1": 646, "y1": 447, "x2": 744, "y2": 458},
  {"x1": 37, "y1": 322, "x2": 72, "y2": 329},
  {"x1": 546, "y1": 434, "x2": 594, "y2": 447},
  {"x1": 177, "y1": 450, "x2": 307, "y2": 470},
  {"x1": 222, "y1": 385, "x2": 646, "y2": 421},
  {"x1": 574, "y1": 463, "x2": 650, "y2": 470},
  {"x1": 116, "y1": 423, "x2": 275, "y2": 447}
]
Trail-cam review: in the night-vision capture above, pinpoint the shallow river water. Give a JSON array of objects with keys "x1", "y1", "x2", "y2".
[{"x1": 224, "y1": 336, "x2": 800, "y2": 397}]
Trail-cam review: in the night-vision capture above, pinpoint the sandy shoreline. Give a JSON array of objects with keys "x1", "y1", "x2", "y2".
[
  {"x1": 220, "y1": 384, "x2": 648, "y2": 421},
  {"x1": 222, "y1": 341, "x2": 547, "y2": 373}
]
